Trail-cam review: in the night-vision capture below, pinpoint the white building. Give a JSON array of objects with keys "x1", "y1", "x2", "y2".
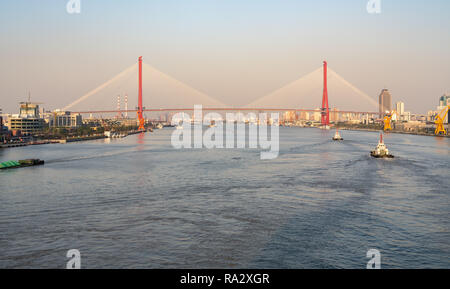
[
  {"x1": 396, "y1": 101, "x2": 405, "y2": 115},
  {"x1": 395, "y1": 101, "x2": 411, "y2": 121},
  {"x1": 49, "y1": 110, "x2": 82, "y2": 128}
]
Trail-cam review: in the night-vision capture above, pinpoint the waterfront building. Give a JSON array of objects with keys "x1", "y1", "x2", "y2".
[
  {"x1": 8, "y1": 102, "x2": 45, "y2": 134},
  {"x1": 0, "y1": 108, "x2": 6, "y2": 142},
  {"x1": 283, "y1": 111, "x2": 296, "y2": 122},
  {"x1": 313, "y1": 108, "x2": 321, "y2": 122},
  {"x1": 439, "y1": 94, "x2": 450, "y2": 124},
  {"x1": 379, "y1": 89, "x2": 392, "y2": 118},
  {"x1": 83, "y1": 118, "x2": 101, "y2": 127},
  {"x1": 395, "y1": 101, "x2": 411, "y2": 121},
  {"x1": 402, "y1": 111, "x2": 411, "y2": 122},
  {"x1": 299, "y1": 111, "x2": 309, "y2": 120},
  {"x1": 396, "y1": 101, "x2": 405, "y2": 115},
  {"x1": 330, "y1": 108, "x2": 339, "y2": 123},
  {"x1": 117, "y1": 118, "x2": 139, "y2": 127},
  {"x1": 396, "y1": 120, "x2": 427, "y2": 132},
  {"x1": 49, "y1": 110, "x2": 82, "y2": 128},
  {"x1": 427, "y1": 94, "x2": 450, "y2": 124},
  {"x1": 439, "y1": 93, "x2": 450, "y2": 107}
]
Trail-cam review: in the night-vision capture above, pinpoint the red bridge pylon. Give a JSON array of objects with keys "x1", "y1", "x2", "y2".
[
  {"x1": 321, "y1": 61, "x2": 330, "y2": 126},
  {"x1": 137, "y1": 56, "x2": 145, "y2": 130}
]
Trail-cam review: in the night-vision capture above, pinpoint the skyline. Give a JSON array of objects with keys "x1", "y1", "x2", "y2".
[{"x1": 1, "y1": 0, "x2": 449, "y2": 114}]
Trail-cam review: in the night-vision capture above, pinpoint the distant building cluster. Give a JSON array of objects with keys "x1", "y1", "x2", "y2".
[
  {"x1": 428, "y1": 94, "x2": 449, "y2": 124},
  {"x1": 0, "y1": 108, "x2": 9, "y2": 142},
  {"x1": 375, "y1": 89, "x2": 450, "y2": 133},
  {"x1": 1, "y1": 90, "x2": 449, "y2": 140},
  {"x1": 2, "y1": 102, "x2": 82, "y2": 136},
  {"x1": 377, "y1": 89, "x2": 412, "y2": 121}
]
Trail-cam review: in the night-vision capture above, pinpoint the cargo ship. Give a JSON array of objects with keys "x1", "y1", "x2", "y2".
[
  {"x1": 370, "y1": 134, "x2": 394, "y2": 158},
  {"x1": 0, "y1": 159, "x2": 45, "y2": 170}
]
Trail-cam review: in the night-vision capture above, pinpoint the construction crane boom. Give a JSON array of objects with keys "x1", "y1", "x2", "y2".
[
  {"x1": 434, "y1": 106, "x2": 449, "y2": 135},
  {"x1": 383, "y1": 110, "x2": 398, "y2": 131}
]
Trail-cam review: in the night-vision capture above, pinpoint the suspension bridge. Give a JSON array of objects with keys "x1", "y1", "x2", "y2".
[{"x1": 63, "y1": 57, "x2": 380, "y2": 125}]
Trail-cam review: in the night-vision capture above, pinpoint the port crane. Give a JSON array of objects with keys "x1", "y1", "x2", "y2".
[
  {"x1": 383, "y1": 110, "x2": 398, "y2": 131},
  {"x1": 434, "y1": 105, "x2": 449, "y2": 135}
]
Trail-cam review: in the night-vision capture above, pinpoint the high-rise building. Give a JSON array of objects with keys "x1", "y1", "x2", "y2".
[
  {"x1": 437, "y1": 93, "x2": 450, "y2": 124},
  {"x1": 379, "y1": 89, "x2": 392, "y2": 118},
  {"x1": 396, "y1": 101, "x2": 405, "y2": 115},
  {"x1": 9, "y1": 102, "x2": 45, "y2": 134},
  {"x1": 439, "y1": 93, "x2": 449, "y2": 107},
  {"x1": 19, "y1": 102, "x2": 40, "y2": 118}
]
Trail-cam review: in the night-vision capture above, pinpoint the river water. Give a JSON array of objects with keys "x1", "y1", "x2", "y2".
[{"x1": 0, "y1": 128, "x2": 448, "y2": 268}]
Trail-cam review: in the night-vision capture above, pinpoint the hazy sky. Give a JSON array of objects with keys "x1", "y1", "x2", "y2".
[{"x1": 0, "y1": 0, "x2": 449, "y2": 114}]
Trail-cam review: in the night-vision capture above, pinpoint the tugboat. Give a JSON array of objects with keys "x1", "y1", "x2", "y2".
[
  {"x1": 332, "y1": 128, "x2": 344, "y2": 141},
  {"x1": 0, "y1": 159, "x2": 45, "y2": 170},
  {"x1": 370, "y1": 133, "x2": 394, "y2": 158}
]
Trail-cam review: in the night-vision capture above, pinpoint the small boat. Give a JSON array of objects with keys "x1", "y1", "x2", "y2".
[
  {"x1": 371, "y1": 133, "x2": 394, "y2": 158},
  {"x1": 332, "y1": 128, "x2": 344, "y2": 141},
  {"x1": 156, "y1": 123, "x2": 163, "y2": 129},
  {"x1": 0, "y1": 159, "x2": 45, "y2": 170}
]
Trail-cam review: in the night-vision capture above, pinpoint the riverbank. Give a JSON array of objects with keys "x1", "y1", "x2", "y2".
[
  {"x1": 64, "y1": 135, "x2": 107, "y2": 143},
  {"x1": 338, "y1": 126, "x2": 449, "y2": 138},
  {"x1": 0, "y1": 142, "x2": 28, "y2": 148},
  {"x1": 0, "y1": 130, "x2": 149, "y2": 149}
]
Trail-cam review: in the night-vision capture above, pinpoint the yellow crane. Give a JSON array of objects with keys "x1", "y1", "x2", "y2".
[
  {"x1": 383, "y1": 110, "x2": 398, "y2": 131},
  {"x1": 434, "y1": 105, "x2": 449, "y2": 135}
]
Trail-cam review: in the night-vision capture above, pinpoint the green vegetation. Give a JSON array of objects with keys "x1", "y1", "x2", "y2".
[
  {"x1": 35, "y1": 123, "x2": 139, "y2": 140},
  {"x1": 37, "y1": 125, "x2": 105, "y2": 140},
  {"x1": 336, "y1": 122, "x2": 383, "y2": 131}
]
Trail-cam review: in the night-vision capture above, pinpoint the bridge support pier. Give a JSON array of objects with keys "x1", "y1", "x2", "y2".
[
  {"x1": 138, "y1": 56, "x2": 145, "y2": 130},
  {"x1": 321, "y1": 61, "x2": 330, "y2": 126}
]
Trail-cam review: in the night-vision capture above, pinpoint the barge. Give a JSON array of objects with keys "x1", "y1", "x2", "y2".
[{"x1": 0, "y1": 159, "x2": 45, "y2": 170}]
